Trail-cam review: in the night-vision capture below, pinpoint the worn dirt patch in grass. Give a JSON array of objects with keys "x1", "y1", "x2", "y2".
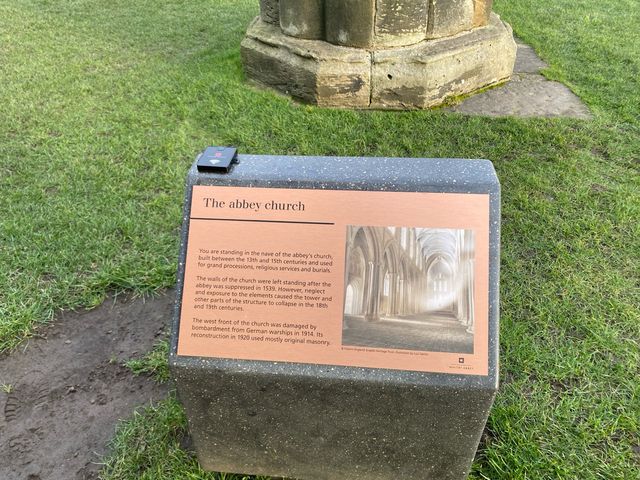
[{"x1": 0, "y1": 291, "x2": 174, "y2": 480}]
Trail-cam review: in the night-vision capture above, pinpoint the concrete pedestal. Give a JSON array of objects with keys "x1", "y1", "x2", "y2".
[
  {"x1": 170, "y1": 154, "x2": 501, "y2": 480},
  {"x1": 173, "y1": 361, "x2": 496, "y2": 479}
]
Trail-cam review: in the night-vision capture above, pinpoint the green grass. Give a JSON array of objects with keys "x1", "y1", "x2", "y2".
[
  {"x1": 125, "y1": 339, "x2": 171, "y2": 383},
  {"x1": 1, "y1": 0, "x2": 638, "y2": 478},
  {"x1": 100, "y1": 393, "x2": 274, "y2": 480}
]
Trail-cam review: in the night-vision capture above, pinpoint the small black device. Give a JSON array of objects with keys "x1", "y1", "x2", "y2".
[{"x1": 196, "y1": 146, "x2": 238, "y2": 173}]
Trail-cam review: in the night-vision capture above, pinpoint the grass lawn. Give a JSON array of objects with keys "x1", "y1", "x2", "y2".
[{"x1": 1, "y1": 0, "x2": 638, "y2": 478}]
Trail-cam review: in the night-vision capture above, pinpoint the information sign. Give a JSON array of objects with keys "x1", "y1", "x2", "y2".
[{"x1": 177, "y1": 185, "x2": 490, "y2": 375}]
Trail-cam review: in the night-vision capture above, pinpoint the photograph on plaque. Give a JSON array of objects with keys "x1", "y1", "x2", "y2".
[{"x1": 342, "y1": 226, "x2": 476, "y2": 354}]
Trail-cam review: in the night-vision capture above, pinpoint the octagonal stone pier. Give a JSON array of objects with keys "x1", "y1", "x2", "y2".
[{"x1": 243, "y1": 0, "x2": 516, "y2": 109}]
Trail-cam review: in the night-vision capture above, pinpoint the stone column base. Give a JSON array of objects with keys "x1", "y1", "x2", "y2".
[{"x1": 241, "y1": 13, "x2": 516, "y2": 109}]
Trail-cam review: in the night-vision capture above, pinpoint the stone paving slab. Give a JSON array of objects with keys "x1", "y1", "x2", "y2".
[{"x1": 447, "y1": 41, "x2": 593, "y2": 119}]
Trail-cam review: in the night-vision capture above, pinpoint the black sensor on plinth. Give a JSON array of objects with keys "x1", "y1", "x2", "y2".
[{"x1": 196, "y1": 146, "x2": 238, "y2": 173}]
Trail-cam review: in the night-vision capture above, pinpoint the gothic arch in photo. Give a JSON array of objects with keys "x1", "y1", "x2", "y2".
[{"x1": 344, "y1": 226, "x2": 475, "y2": 340}]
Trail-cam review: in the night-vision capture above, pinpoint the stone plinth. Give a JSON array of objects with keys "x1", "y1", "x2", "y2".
[
  {"x1": 242, "y1": 0, "x2": 516, "y2": 108},
  {"x1": 170, "y1": 153, "x2": 501, "y2": 480}
]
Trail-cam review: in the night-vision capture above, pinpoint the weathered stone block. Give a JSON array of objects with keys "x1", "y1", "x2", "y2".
[
  {"x1": 241, "y1": 18, "x2": 371, "y2": 108},
  {"x1": 280, "y1": 0, "x2": 324, "y2": 39},
  {"x1": 261, "y1": 0, "x2": 490, "y2": 47},
  {"x1": 428, "y1": 0, "x2": 474, "y2": 39},
  {"x1": 473, "y1": 0, "x2": 493, "y2": 27},
  {"x1": 324, "y1": 0, "x2": 376, "y2": 48},
  {"x1": 259, "y1": 0, "x2": 280, "y2": 25},
  {"x1": 375, "y1": 0, "x2": 429, "y2": 47},
  {"x1": 373, "y1": 13, "x2": 516, "y2": 108},
  {"x1": 245, "y1": 1, "x2": 516, "y2": 109},
  {"x1": 242, "y1": 15, "x2": 515, "y2": 109}
]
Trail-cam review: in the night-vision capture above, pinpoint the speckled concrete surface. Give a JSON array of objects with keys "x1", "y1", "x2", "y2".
[{"x1": 169, "y1": 154, "x2": 501, "y2": 480}]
